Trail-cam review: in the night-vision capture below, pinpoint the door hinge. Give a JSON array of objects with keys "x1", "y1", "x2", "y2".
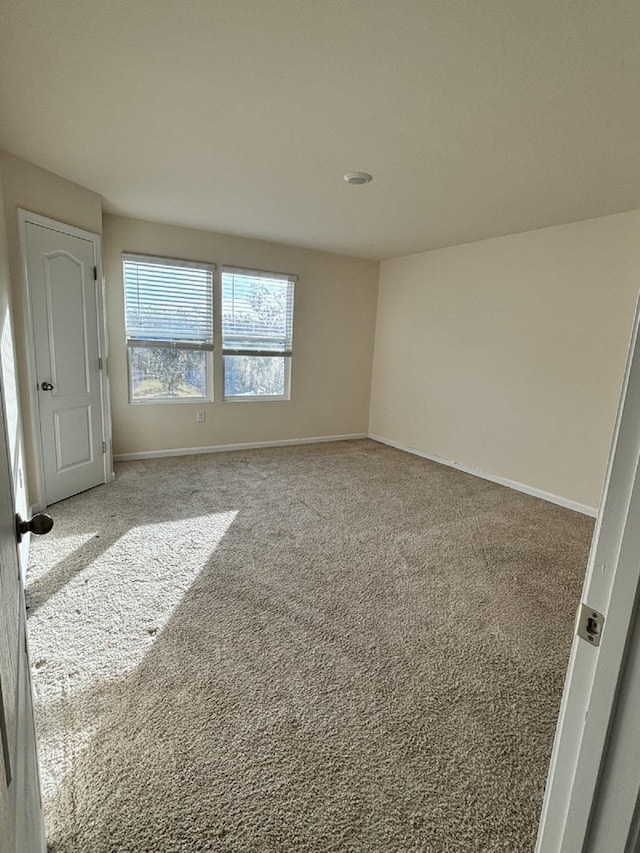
[
  {"x1": 98, "y1": 357, "x2": 103, "y2": 370},
  {"x1": 94, "y1": 266, "x2": 98, "y2": 281},
  {"x1": 577, "y1": 603, "x2": 605, "y2": 647},
  {"x1": 102, "y1": 441, "x2": 107, "y2": 454}
]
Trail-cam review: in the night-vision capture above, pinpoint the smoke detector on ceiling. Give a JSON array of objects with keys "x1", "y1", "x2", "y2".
[{"x1": 344, "y1": 171, "x2": 373, "y2": 185}]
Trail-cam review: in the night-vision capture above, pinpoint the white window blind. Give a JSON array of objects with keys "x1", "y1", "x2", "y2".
[
  {"x1": 124, "y1": 254, "x2": 215, "y2": 350},
  {"x1": 221, "y1": 267, "x2": 295, "y2": 356}
]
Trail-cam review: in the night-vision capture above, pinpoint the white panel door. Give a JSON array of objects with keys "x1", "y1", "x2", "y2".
[
  {"x1": 25, "y1": 222, "x2": 105, "y2": 506},
  {"x1": 0, "y1": 373, "x2": 46, "y2": 853}
]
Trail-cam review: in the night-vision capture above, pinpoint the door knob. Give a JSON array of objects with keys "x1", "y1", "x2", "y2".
[
  {"x1": 41, "y1": 382, "x2": 54, "y2": 391},
  {"x1": 15, "y1": 512, "x2": 54, "y2": 543}
]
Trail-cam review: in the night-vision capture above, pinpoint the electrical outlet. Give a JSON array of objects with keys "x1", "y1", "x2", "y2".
[{"x1": 196, "y1": 410, "x2": 205, "y2": 423}]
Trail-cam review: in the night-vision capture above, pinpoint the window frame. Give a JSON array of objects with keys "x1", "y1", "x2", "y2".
[
  {"x1": 123, "y1": 253, "x2": 216, "y2": 405},
  {"x1": 221, "y1": 265, "x2": 296, "y2": 402}
]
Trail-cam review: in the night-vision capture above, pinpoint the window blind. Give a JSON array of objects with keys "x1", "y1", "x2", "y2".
[
  {"x1": 221, "y1": 267, "x2": 295, "y2": 355},
  {"x1": 124, "y1": 255, "x2": 215, "y2": 350}
]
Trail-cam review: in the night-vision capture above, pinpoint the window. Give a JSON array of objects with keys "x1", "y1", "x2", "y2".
[
  {"x1": 123, "y1": 255, "x2": 215, "y2": 402},
  {"x1": 221, "y1": 267, "x2": 295, "y2": 400}
]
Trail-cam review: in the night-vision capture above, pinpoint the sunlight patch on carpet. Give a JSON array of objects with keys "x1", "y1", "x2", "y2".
[
  {"x1": 27, "y1": 531, "x2": 97, "y2": 582},
  {"x1": 29, "y1": 511, "x2": 238, "y2": 687},
  {"x1": 28, "y1": 509, "x2": 238, "y2": 804}
]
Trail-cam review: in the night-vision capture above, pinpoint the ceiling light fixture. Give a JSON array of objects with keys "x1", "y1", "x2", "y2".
[{"x1": 344, "y1": 171, "x2": 373, "y2": 185}]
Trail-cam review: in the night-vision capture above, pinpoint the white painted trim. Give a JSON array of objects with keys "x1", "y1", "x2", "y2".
[
  {"x1": 18, "y1": 213, "x2": 47, "y2": 511},
  {"x1": 113, "y1": 433, "x2": 368, "y2": 461},
  {"x1": 95, "y1": 243, "x2": 114, "y2": 483},
  {"x1": 18, "y1": 210, "x2": 99, "y2": 243},
  {"x1": 97, "y1": 263, "x2": 116, "y2": 484},
  {"x1": 123, "y1": 252, "x2": 216, "y2": 272},
  {"x1": 17, "y1": 209, "x2": 113, "y2": 507},
  {"x1": 368, "y1": 433, "x2": 598, "y2": 517}
]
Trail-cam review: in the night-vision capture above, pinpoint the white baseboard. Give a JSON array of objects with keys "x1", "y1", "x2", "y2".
[
  {"x1": 113, "y1": 433, "x2": 368, "y2": 462},
  {"x1": 113, "y1": 430, "x2": 598, "y2": 518},
  {"x1": 368, "y1": 433, "x2": 598, "y2": 518}
]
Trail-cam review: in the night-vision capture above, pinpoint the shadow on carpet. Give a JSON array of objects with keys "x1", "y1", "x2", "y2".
[{"x1": 26, "y1": 440, "x2": 593, "y2": 852}]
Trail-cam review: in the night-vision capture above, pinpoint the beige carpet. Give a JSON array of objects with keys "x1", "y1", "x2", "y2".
[{"x1": 26, "y1": 439, "x2": 593, "y2": 852}]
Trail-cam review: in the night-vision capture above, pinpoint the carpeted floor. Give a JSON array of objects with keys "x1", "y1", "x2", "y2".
[{"x1": 26, "y1": 439, "x2": 593, "y2": 852}]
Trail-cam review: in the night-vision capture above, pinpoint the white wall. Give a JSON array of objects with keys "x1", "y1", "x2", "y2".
[
  {"x1": 103, "y1": 214, "x2": 379, "y2": 456},
  {"x1": 370, "y1": 211, "x2": 640, "y2": 510}
]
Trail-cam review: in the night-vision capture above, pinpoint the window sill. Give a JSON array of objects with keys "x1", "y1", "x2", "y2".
[
  {"x1": 129, "y1": 396, "x2": 213, "y2": 405},
  {"x1": 223, "y1": 395, "x2": 290, "y2": 403}
]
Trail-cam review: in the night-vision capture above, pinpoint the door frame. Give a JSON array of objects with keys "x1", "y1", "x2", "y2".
[
  {"x1": 18, "y1": 209, "x2": 113, "y2": 511},
  {"x1": 536, "y1": 289, "x2": 640, "y2": 850}
]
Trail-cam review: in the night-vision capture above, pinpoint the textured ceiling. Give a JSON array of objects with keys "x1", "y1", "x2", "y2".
[{"x1": 1, "y1": 0, "x2": 639, "y2": 260}]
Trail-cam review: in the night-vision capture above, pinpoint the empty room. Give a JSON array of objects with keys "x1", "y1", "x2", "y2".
[{"x1": 1, "y1": 2, "x2": 640, "y2": 851}]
